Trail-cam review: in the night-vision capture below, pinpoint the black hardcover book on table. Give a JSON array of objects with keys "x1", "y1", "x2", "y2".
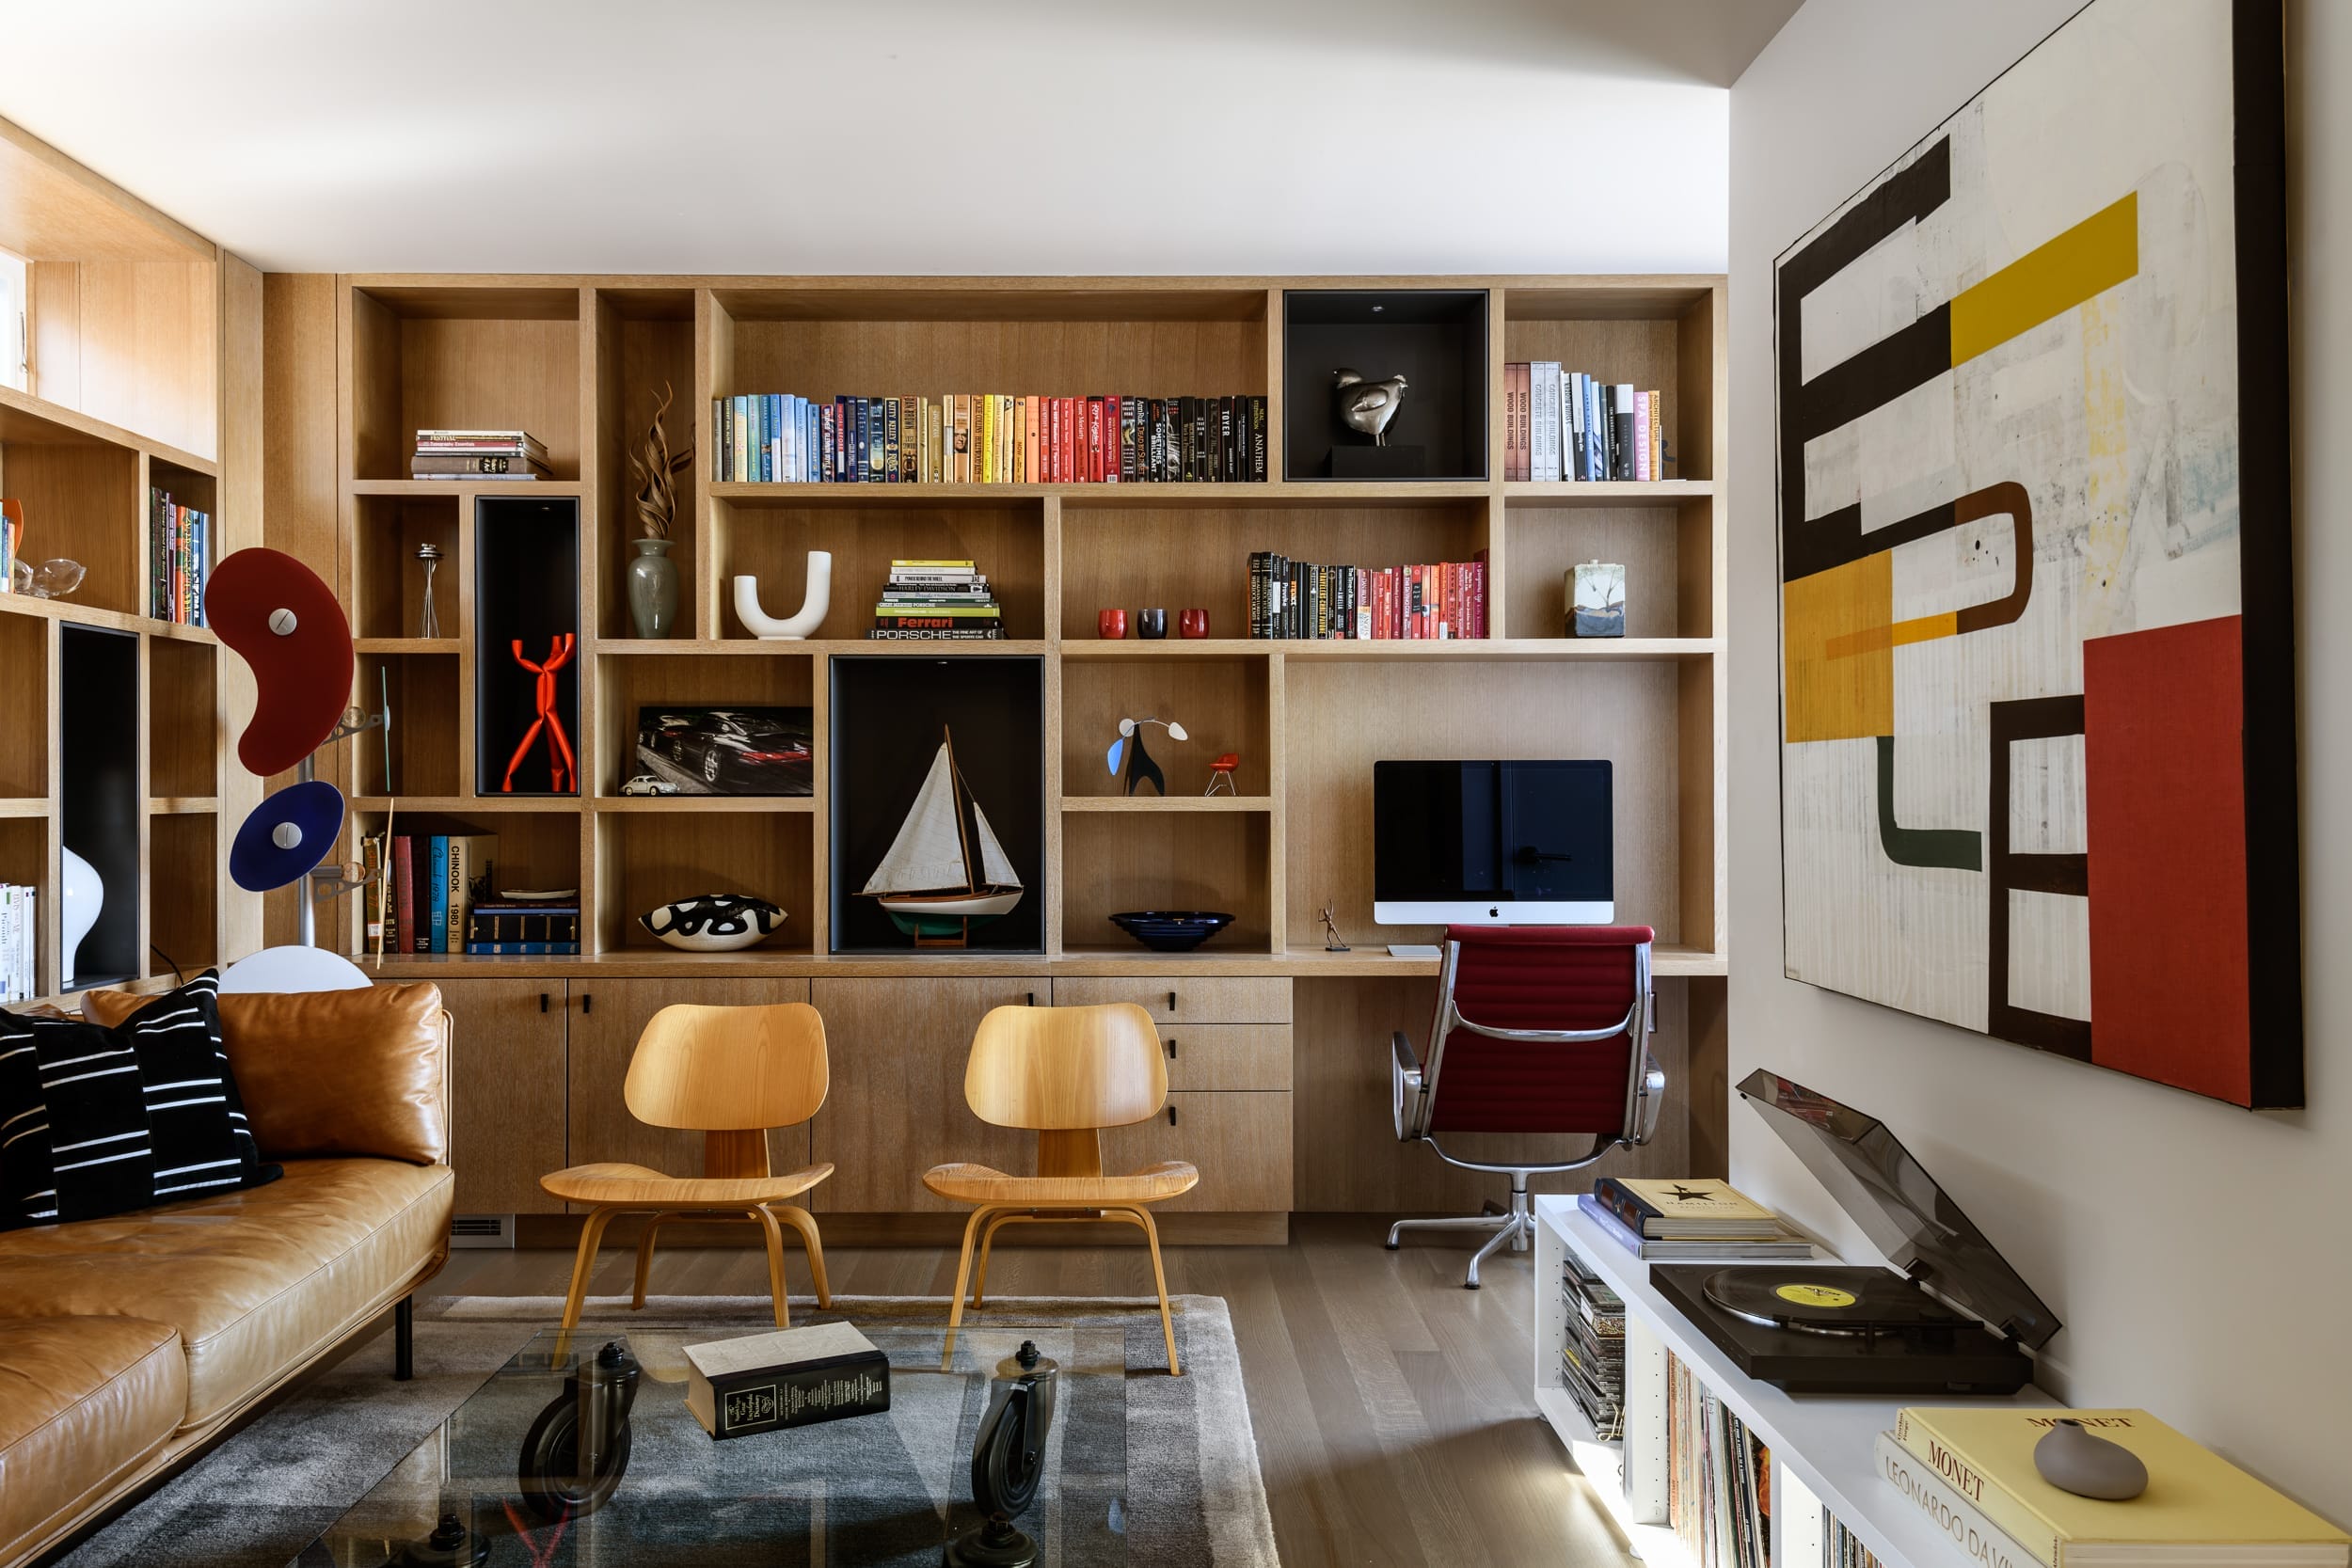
[{"x1": 684, "y1": 1323, "x2": 890, "y2": 1441}]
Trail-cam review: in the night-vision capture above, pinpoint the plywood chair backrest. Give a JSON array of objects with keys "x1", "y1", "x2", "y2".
[
  {"x1": 965, "y1": 1003, "x2": 1167, "y2": 1131},
  {"x1": 625, "y1": 1002, "x2": 830, "y2": 1133}
]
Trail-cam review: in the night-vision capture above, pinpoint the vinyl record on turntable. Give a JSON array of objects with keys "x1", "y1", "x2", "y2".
[{"x1": 1701, "y1": 1266, "x2": 1963, "y2": 1337}]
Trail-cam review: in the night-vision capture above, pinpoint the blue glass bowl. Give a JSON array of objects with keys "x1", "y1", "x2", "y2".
[{"x1": 1107, "y1": 911, "x2": 1235, "y2": 953}]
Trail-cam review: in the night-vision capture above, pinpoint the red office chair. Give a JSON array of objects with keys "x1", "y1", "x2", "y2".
[{"x1": 1387, "y1": 926, "x2": 1665, "y2": 1288}]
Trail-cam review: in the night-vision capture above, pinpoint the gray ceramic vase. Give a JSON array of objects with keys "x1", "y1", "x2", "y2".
[
  {"x1": 627, "y1": 537, "x2": 677, "y2": 638},
  {"x1": 2032, "y1": 1418, "x2": 2149, "y2": 1500}
]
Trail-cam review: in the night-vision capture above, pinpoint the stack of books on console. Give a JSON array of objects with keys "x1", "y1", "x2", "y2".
[
  {"x1": 1560, "y1": 1247, "x2": 1627, "y2": 1439},
  {"x1": 410, "y1": 428, "x2": 549, "y2": 481},
  {"x1": 0, "y1": 882, "x2": 35, "y2": 1002},
  {"x1": 465, "y1": 897, "x2": 581, "y2": 957},
  {"x1": 1875, "y1": 1407, "x2": 2349, "y2": 1568},
  {"x1": 870, "y1": 559, "x2": 1002, "y2": 640},
  {"x1": 1577, "y1": 1177, "x2": 1814, "y2": 1260}
]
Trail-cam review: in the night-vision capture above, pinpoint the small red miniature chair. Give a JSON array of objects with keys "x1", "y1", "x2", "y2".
[
  {"x1": 1203, "y1": 753, "x2": 1240, "y2": 796},
  {"x1": 502, "y1": 634, "x2": 578, "y2": 793}
]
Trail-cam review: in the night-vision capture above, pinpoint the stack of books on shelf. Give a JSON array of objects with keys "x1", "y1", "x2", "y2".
[
  {"x1": 1247, "y1": 554, "x2": 1487, "y2": 640},
  {"x1": 1560, "y1": 1247, "x2": 1627, "y2": 1439},
  {"x1": 1667, "y1": 1348, "x2": 1771, "y2": 1568},
  {"x1": 871, "y1": 559, "x2": 1001, "y2": 641},
  {"x1": 410, "y1": 429, "x2": 549, "y2": 481},
  {"x1": 1504, "y1": 361, "x2": 1668, "y2": 482},
  {"x1": 712, "y1": 393, "x2": 1268, "y2": 484},
  {"x1": 376, "y1": 833, "x2": 500, "y2": 955},
  {"x1": 1577, "y1": 1176, "x2": 1814, "y2": 1260},
  {"x1": 464, "y1": 895, "x2": 581, "y2": 957},
  {"x1": 1876, "y1": 1407, "x2": 2350, "y2": 1568},
  {"x1": 0, "y1": 882, "x2": 35, "y2": 1002},
  {"x1": 149, "y1": 487, "x2": 210, "y2": 626}
]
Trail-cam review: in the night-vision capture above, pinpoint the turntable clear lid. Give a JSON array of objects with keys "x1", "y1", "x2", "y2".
[{"x1": 1735, "y1": 1069, "x2": 2061, "y2": 1349}]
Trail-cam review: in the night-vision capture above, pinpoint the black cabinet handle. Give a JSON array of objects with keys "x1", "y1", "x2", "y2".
[
  {"x1": 1168, "y1": 990, "x2": 1177, "y2": 1013},
  {"x1": 540, "y1": 991, "x2": 549, "y2": 1013},
  {"x1": 1168, "y1": 1105, "x2": 1178, "y2": 1126},
  {"x1": 580, "y1": 992, "x2": 593, "y2": 1015},
  {"x1": 1166, "y1": 1038, "x2": 1176, "y2": 1059},
  {"x1": 1025, "y1": 991, "x2": 1035, "y2": 1007}
]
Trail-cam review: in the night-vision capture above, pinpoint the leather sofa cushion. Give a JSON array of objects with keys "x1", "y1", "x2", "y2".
[
  {"x1": 0, "y1": 1159, "x2": 453, "y2": 1427},
  {"x1": 83, "y1": 981, "x2": 447, "y2": 1164},
  {"x1": 0, "y1": 1314, "x2": 185, "y2": 1565}
]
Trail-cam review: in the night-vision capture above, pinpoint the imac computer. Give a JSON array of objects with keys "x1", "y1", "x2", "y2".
[{"x1": 1372, "y1": 761, "x2": 1613, "y2": 940}]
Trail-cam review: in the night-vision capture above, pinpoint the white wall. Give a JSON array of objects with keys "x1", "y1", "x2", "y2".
[{"x1": 1728, "y1": 0, "x2": 2349, "y2": 1521}]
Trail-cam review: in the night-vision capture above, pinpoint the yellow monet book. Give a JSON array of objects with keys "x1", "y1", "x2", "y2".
[{"x1": 1893, "y1": 1408, "x2": 2349, "y2": 1568}]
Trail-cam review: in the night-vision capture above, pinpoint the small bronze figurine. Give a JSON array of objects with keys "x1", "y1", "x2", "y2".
[
  {"x1": 1333, "y1": 367, "x2": 1407, "y2": 446},
  {"x1": 1320, "y1": 906, "x2": 1351, "y2": 953}
]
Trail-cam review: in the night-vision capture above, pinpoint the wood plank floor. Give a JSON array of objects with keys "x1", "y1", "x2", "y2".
[{"x1": 425, "y1": 1215, "x2": 1635, "y2": 1567}]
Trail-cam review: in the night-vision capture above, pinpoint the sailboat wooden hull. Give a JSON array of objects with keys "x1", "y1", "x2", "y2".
[{"x1": 878, "y1": 886, "x2": 1024, "y2": 942}]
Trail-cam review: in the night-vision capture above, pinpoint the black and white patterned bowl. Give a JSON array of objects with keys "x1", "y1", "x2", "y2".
[
  {"x1": 1108, "y1": 910, "x2": 1235, "y2": 953},
  {"x1": 639, "y1": 894, "x2": 785, "y2": 952}
]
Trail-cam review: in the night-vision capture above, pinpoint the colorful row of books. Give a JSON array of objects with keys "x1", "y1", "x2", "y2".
[
  {"x1": 1877, "y1": 1406, "x2": 2347, "y2": 1568},
  {"x1": 370, "y1": 833, "x2": 578, "y2": 956},
  {"x1": 0, "y1": 883, "x2": 37, "y2": 1002},
  {"x1": 1667, "y1": 1348, "x2": 1771, "y2": 1568},
  {"x1": 1246, "y1": 554, "x2": 1489, "y2": 641},
  {"x1": 410, "y1": 428, "x2": 549, "y2": 481},
  {"x1": 871, "y1": 558, "x2": 1003, "y2": 640},
  {"x1": 1560, "y1": 1248, "x2": 1626, "y2": 1440},
  {"x1": 712, "y1": 393, "x2": 1269, "y2": 485},
  {"x1": 1503, "y1": 363, "x2": 1669, "y2": 483},
  {"x1": 149, "y1": 487, "x2": 210, "y2": 626}
]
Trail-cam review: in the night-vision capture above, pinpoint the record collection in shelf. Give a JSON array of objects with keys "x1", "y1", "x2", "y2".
[
  {"x1": 1560, "y1": 1245, "x2": 1627, "y2": 1440},
  {"x1": 1667, "y1": 1348, "x2": 1772, "y2": 1568}
]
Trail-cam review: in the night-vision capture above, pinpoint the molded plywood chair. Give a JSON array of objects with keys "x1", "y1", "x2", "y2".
[
  {"x1": 542, "y1": 1002, "x2": 834, "y2": 1330},
  {"x1": 1388, "y1": 926, "x2": 1666, "y2": 1288},
  {"x1": 925, "y1": 1002, "x2": 1197, "y2": 1374}
]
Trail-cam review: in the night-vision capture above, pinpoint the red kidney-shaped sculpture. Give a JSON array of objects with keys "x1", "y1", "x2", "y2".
[{"x1": 205, "y1": 547, "x2": 354, "y2": 777}]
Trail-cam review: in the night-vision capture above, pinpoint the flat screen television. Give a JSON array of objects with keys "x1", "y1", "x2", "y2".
[{"x1": 1372, "y1": 760, "x2": 1613, "y2": 926}]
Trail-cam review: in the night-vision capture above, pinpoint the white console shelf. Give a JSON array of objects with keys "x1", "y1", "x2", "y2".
[{"x1": 1533, "y1": 1195, "x2": 2059, "y2": 1568}]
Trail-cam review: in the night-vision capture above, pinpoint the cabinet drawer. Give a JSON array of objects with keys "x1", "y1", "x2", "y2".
[
  {"x1": 1104, "y1": 1091, "x2": 1292, "y2": 1212},
  {"x1": 1152, "y1": 1024, "x2": 1292, "y2": 1091},
  {"x1": 1053, "y1": 976, "x2": 1291, "y2": 1024}
]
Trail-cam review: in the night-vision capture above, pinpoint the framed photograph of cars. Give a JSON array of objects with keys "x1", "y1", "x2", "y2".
[{"x1": 632, "y1": 706, "x2": 815, "y2": 796}]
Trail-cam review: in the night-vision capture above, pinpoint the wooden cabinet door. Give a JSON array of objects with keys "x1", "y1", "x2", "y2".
[
  {"x1": 808, "y1": 977, "x2": 1047, "y2": 1212},
  {"x1": 564, "y1": 978, "x2": 815, "y2": 1203},
  {"x1": 435, "y1": 976, "x2": 569, "y2": 1214},
  {"x1": 1103, "y1": 1091, "x2": 1293, "y2": 1212}
]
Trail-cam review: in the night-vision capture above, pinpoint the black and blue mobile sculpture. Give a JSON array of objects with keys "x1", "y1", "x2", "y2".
[{"x1": 1105, "y1": 716, "x2": 1188, "y2": 797}]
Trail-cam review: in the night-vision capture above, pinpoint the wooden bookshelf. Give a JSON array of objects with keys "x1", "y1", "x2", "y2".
[{"x1": 0, "y1": 118, "x2": 256, "y2": 1006}]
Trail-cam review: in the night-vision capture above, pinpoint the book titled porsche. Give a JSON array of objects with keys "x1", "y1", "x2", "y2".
[
  {"x1": 683, "y1": 1322, "x2": 889, "y2": 1441},
  {"x1": 410, "y1": 452, "x2": 550, "y2": 478}
]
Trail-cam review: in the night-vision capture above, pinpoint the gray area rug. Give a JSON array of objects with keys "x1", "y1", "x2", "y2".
[{"x1": 62, "y1": 1293, "x2": 1277, "y2": 1568}]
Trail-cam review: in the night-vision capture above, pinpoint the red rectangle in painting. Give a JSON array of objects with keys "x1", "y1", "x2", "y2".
[{"x1": 2083, "y1": 615, "x2": 2250, "y2": 1103}]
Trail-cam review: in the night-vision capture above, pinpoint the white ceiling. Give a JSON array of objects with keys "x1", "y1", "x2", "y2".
[{"x1": 0, "y1": 0, "x2": 1798, "y2": 276}]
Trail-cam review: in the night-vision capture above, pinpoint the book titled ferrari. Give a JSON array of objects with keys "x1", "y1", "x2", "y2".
[
  {"x1": 1891, "y1": 1409, "x2": 2349, "y2": 1568},
  {"x1": 1594, "y1": 1177, "x2": 1785, "y2": 1240},
  {"x1": 683, "y1": 1322, "x2": 889, "y2": 1441}
]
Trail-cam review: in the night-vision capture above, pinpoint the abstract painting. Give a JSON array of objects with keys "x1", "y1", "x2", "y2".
[{"x1": 1774, "y1": 0, "x2": 2297, "y2": 1106}]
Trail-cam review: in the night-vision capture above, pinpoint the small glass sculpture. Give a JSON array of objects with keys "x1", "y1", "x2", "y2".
[
  {"x1": 416, "y1": 542, "x2": 442, "y2": 637},
  {"x1": 12, "y1": 557, "x2": 85, "y2": 599}
]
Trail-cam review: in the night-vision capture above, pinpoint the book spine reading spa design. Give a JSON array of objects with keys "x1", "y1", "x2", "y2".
[{"x1": 1772, "y1": 0, "x2": 2299, "y2": 1106}]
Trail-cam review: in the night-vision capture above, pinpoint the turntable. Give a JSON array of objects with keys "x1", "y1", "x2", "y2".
[{"x1": 1649, "y1": 1070, "x2": 2060, "y2": 1396}]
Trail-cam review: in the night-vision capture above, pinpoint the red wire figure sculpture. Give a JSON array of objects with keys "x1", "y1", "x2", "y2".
[{"x1": 502, "y1": 634, "x2": 577, "y2": 794}]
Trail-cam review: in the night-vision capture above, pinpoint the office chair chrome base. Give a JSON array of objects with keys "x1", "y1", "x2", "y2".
[{"x1": 1385, "y1": 1177, "x2": 1537, "y2": 1290}]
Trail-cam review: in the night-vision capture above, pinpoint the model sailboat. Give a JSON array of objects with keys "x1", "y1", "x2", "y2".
[{"x1": 861, "y1": 727, "x2": 1023, "y2": 945}]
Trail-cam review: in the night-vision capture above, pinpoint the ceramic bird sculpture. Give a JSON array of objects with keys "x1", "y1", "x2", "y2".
[{"x1": 1333, "y1": 367, "x2": 1408, "y2": 446}]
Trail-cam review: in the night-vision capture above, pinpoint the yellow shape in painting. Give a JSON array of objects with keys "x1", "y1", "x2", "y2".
[
  {"x1": 1785, "y1": 552, "x2": 1892, "y2": 743},
  {"x1": 1823, "y1": 609, "x2": 1959, "y2": 662},
  {"x1": 1949, "y1": 191, "x2": 2138, "y2": 364}
]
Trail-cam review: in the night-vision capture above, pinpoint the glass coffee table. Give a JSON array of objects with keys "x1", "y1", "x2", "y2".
[{"x1": 286, "y1": 1315, "x2": 1127, "y2": 1567}]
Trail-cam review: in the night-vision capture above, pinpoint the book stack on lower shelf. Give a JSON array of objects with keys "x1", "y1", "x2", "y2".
[
  {"x1": 376, "y1": 833, "x2": 497, "y2": 955},
  {"x1": 1873, "y1": 1408, "x2": 2349, "y2": 1568},
  {"x1": 465, "y1": 897, "x2": 580, "y2": 958},
  {"x1": 1580, "y1": 1176, "x2": 1815, "y2": 1262},
  {"x1": 1247, "y1": 553, "x2": 1488, "y2": 641},
  {"x1": 0, "y1": 883, "x2": 35, "y2": 1002},
  {"x1": 410, "y1": 428, "x2": 548, "y2": 481},
  {"x1": 149, "y1": 487, "x2": 209, "y2": 626},
  {"x1": 871, "y1": 559, "x2": 1002, "y2": 640}
]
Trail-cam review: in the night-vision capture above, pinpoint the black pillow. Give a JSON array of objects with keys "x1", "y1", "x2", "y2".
[{"x1": 0, "y1": 970, "x2": 280, "y2": 1229}]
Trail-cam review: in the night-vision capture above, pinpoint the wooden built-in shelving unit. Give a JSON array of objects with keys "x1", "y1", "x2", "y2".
[{"x1": 327, "y1": 275, "x2": 1725, "y2": 979}]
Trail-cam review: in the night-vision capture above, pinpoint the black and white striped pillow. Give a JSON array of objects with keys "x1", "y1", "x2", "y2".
[{"x1": 0, "y1": 970, "x2": 280, "y2": 1229}]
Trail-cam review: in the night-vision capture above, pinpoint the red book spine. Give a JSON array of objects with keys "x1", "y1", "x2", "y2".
[
  {"x1": 1473, "y1": 551, "x2": 1489, "y2": 638},
  {"x1": 394, "y1": 836, "x2": 417, "y2": 952},
  {"x1": 1444, "y1": 562, "x2": 1461, "y2": 640},
  {"x1": 1025, "y1": 396, "x2": 1041, "y2": 483},
  {"x1": 1104, "y1": 396, "x2": 1121, "y2": 483},
  {"x1": 1423, "y1": 564, "x2": 1438, "y2": 638},
  {"x1": 1087, "y1": 398, "x2": 1103, "y2": 483}
]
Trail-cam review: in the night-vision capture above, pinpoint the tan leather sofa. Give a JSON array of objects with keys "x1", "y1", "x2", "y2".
[{"x1": 0, "y1": 982, "x2": 456, "y2": 1568}]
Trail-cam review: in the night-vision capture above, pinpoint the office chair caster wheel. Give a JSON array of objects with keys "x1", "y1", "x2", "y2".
[
  {"x1": 516, "y1": 1340, "x2": 641, "y2": 1523},
  {"x1": 1464, "y1": 1279, "x2": 1481, "y2": 1291},
  {"x1": 392, "y1": 1513, "x2": 491, "y2": 1568},
  {"x1": 1383, "y1": 1240, "x2": 1400, "y2": 1251}
]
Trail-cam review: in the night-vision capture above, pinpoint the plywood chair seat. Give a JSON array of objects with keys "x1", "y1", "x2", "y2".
[
  {"x1": 922, "y1": 1159, "x2": 1198, "y2": 1207},
  {"x1": 933, "y1": 1002, "x2": 1195, "y2": 1374},
  {"x1": 543, "y1": 1001, "x2": 834, "y2": 1335},
  {"x1": 543, "y1": 1159, "x2": 835, "y2": 1209}
]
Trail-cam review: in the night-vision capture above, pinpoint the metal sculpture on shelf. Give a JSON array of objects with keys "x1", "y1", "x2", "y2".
[
  {"x1": 1333, "y1": 367, "x2": 1407, "y2": 446},
  {"x1": 415, "y1": 542, "x2": 441, "y2": 639},
  {"x1": 501, "y1": 634, "x2": 578, "y2": 794},
  {"x1": 1106, "y1": 716, "x2": 1187, "y2": 798},
  {"x1": 1320, "y1": 905, "x2": 1351, "y2": 953}
]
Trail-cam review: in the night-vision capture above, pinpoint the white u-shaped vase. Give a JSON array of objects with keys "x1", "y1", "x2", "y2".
[{"x1": 734, "y1": 550, "x2": 832, "y2": 640}]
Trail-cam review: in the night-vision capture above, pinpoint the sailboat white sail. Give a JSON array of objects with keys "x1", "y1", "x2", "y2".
[
  {"x1": 972, "y1": 804, "x2": 1021, "y2": 891},
  {"x1": 862, "y1": 730, "x2": 1025, "y2": 944},
  {"x1": 862, "y1": 743, "x2": 970, "y2": 895}
]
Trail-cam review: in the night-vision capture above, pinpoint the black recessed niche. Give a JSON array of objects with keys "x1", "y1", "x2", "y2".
[
  {"x1": 1283, "y1": 290, "x2": 1489, "y2": 482},
  {"x1": 829, "y1": 656, "x2": 1044, "y2": 955},
  {"x1": 473, "y1": 496, "x2": 580, "y2": 796},
  {"x1": 59, "y1": 625, "x2": 140, "y2": 990}
]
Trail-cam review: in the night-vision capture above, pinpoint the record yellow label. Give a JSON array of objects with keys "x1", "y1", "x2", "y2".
[{"x1": 1774, "y1": 1283, "x2": 1858, "y2": 1308}]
